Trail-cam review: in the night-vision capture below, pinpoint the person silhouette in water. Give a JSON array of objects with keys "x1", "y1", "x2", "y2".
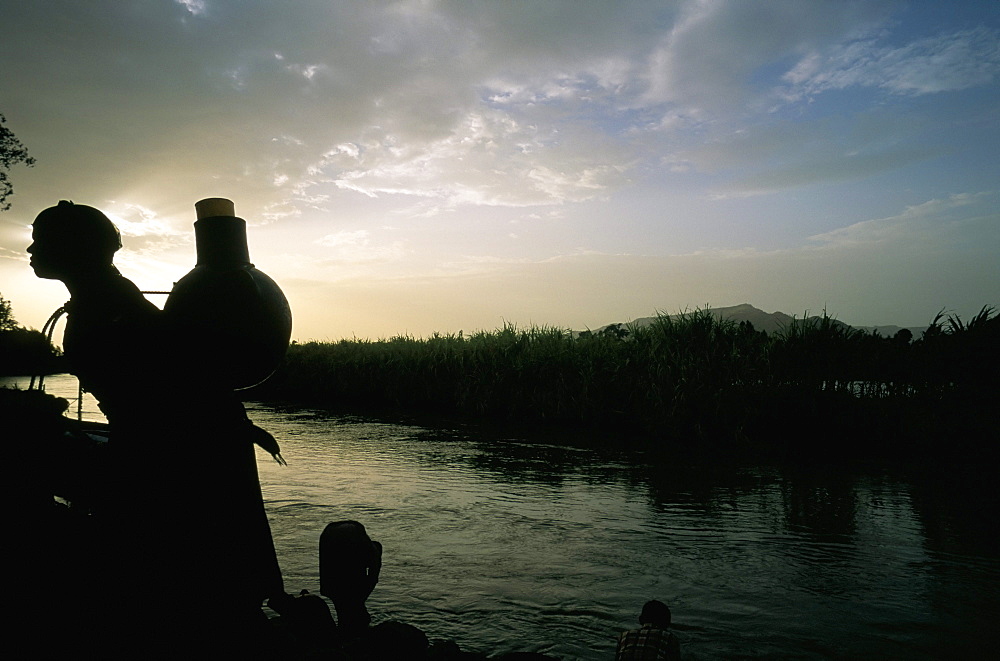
[
  {"x1": 616, "y1": 600, "x2": 681, "y2": 660},
  {"x1": 319, "y1": 520, "x2": 383, "y2": 632},
  {"x1": 29, "y1": 201, "x2": 283, "y2": 658}
]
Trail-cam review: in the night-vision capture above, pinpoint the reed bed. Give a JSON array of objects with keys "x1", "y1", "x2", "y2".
[{"x1": 252, "y1": 307, "x2": 998, "y2": 454}]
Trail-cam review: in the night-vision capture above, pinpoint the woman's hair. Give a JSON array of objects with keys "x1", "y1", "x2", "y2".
[{"x1": 33, "y1": 200, "x2": 122, "y2": 261}]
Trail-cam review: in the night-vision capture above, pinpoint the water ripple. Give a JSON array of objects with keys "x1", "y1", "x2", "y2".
[{"x1": 235, "y1": 403, "x2": 1000, "y2": 659}]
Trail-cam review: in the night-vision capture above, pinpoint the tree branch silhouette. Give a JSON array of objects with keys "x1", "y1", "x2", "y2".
[{"x1": 0, "y1": 113, "x2": 36, "y2": 211}]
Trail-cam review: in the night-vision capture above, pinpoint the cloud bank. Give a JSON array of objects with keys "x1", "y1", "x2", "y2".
[{"x1": 4, "y1": 0, "x2": 995, "y2": 222}]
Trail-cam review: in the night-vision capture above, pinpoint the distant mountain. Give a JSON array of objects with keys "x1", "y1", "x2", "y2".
[{"x1": 596, "y1": 304, "x2": 927, "y2": 337}]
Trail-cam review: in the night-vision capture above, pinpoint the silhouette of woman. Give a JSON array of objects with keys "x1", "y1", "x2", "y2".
[{"x1": 29, "y1": 201, "x2": 283, "y2": 657}]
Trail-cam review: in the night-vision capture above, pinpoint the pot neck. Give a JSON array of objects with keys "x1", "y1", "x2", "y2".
[{"x1": 194, "y1": 216, "x2": 252, "y2": 267}]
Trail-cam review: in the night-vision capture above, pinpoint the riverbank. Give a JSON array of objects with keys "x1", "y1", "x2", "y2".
[
  {"x1": 0, "y1": 325, "x2": 63, "y2": 376},
  {"x1": 247, "y1": 308, "x2": 998, "y2": 463},
  {"x1": 9, "y1": 305, "x2": 998, "y2": 461}
]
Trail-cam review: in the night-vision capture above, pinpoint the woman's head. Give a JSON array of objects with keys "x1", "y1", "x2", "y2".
[{"x1": 28, "y1": 201, "x2": 122, "y2": 280}]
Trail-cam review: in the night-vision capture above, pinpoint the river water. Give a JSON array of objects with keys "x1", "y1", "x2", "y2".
[{"x1": 5, "y1": 374, "x2": 998, "y2": 659}]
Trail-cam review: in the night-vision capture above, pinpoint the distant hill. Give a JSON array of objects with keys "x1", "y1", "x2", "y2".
[{"x1": 595, "y1": 303, "x2": 927, "y2": 337}]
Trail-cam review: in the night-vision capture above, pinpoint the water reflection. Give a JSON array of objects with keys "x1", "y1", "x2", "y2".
[
  {"x1": 246, "y1": 403, "x2": 1000, "y2": 659},
  {"x1": 779, "y1": 468, "x2": 858, "y2": 542},
  {"x1": 905, "y1": 466, "x2": 1000, "y2": 658}
]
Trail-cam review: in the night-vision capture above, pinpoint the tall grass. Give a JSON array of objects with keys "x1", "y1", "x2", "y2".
[{"x1": 251, "y1": 306, "x2": 998, "y2": 453}]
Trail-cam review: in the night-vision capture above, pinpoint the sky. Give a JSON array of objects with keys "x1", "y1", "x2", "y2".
[{"x1": 1, "y1": 0, "x2": 998, "y2": 341}]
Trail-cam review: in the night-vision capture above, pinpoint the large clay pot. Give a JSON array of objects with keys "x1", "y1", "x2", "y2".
[{"x1": 164, "y1": 198, "x2": 292, "y2": 390}]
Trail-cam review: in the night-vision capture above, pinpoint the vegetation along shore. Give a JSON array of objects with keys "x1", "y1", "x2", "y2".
[{"x1": 249, "y1": 306, "x2": 998, "y2": 462}]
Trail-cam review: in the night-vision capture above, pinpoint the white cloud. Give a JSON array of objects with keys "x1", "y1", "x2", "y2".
[
  {"x1": 642, "y1": 0, "x2": 893, "y2": 110},
  {"x1": 806, "y1": 192, "x2": 999, "y2": 250},
  {"x1": 174, "y1": 0, "x2": 205, "y2": 17},
  {"x1": 782, "y1": 26, "x2": 1000, "y2": 99},
  {"x1": 312, "y1": 110, "x2": 631, "y2": 208},
  {"x1": 97, "y1": 202, "x2": 190, "y2": 255}
]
